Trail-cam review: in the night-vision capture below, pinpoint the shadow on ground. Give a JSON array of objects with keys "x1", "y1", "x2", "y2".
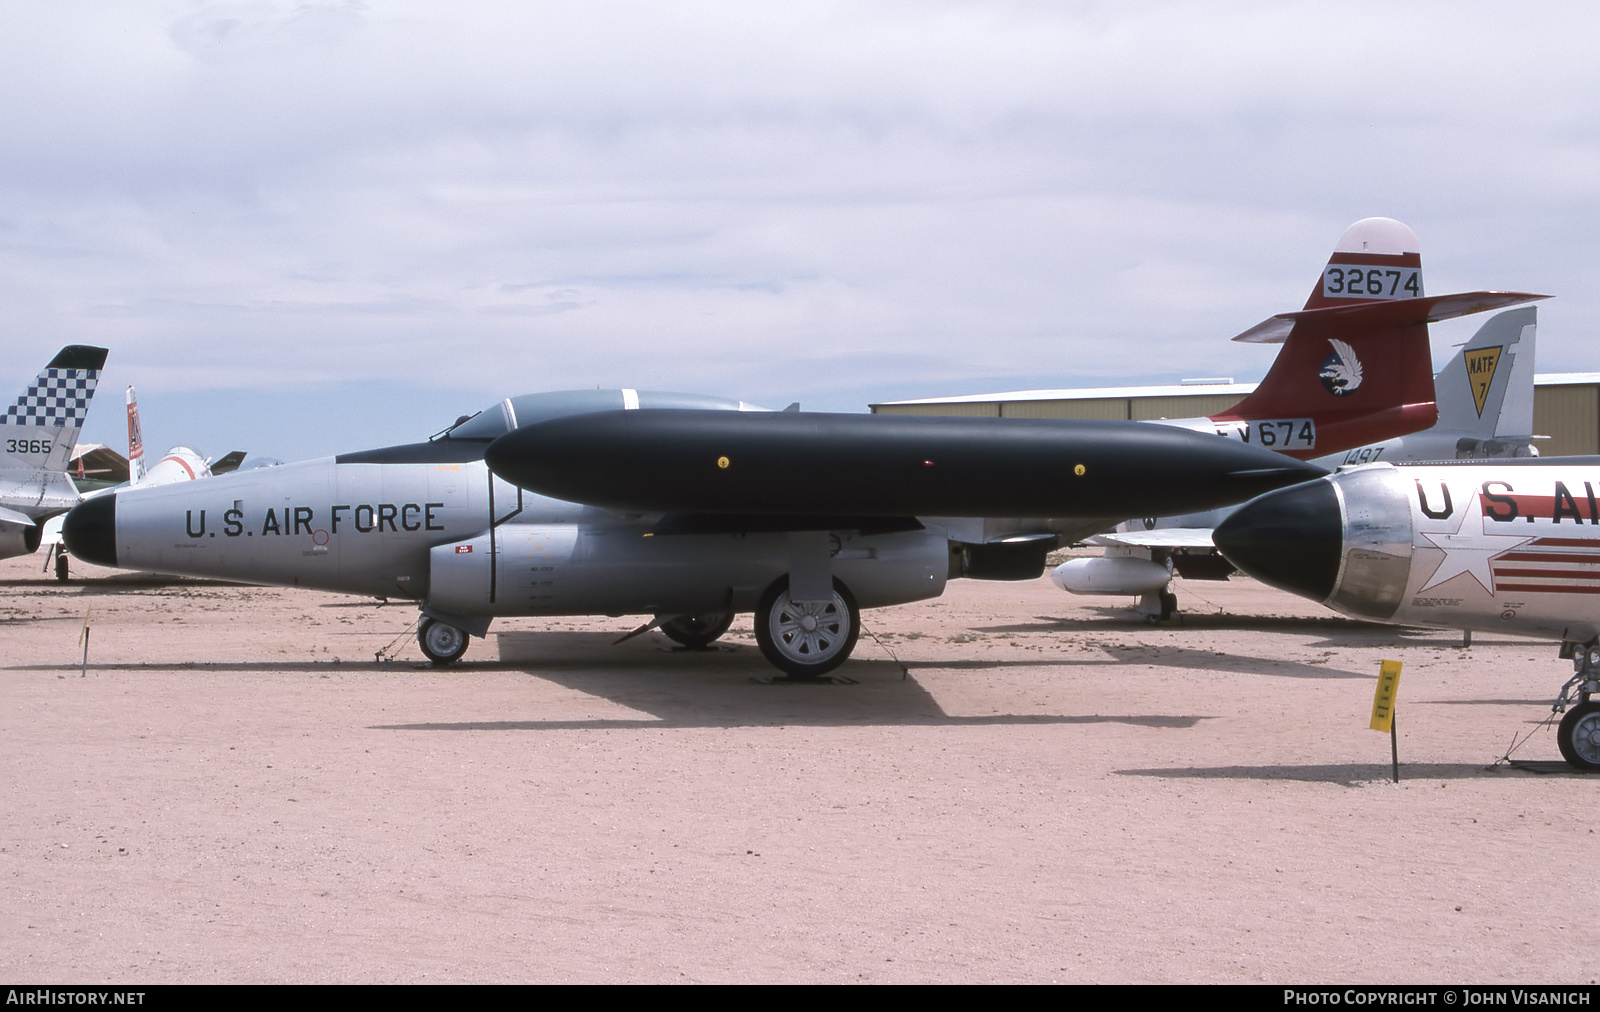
[{"x1": 1115, "y1": 762, "x2": 1551, "y2": 785}]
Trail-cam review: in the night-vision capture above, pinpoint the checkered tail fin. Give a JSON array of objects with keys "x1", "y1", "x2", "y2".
[{"x1": 0, "y1": 346, "x2": 109, "y2": 472}]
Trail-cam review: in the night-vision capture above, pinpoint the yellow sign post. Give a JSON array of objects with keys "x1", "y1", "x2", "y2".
[{"x1": 1370, "y1": 659, "x2": 1402, "y2": 782}]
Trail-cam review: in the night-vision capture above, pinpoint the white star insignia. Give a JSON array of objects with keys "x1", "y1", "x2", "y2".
[{"x1": 1416, "y1": 497, "x2": 1534, "y2": 594}]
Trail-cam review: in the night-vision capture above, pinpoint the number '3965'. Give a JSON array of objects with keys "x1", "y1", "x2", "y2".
[{"x1": 6, "y1": 438, "x2": 51, "y2": 454}]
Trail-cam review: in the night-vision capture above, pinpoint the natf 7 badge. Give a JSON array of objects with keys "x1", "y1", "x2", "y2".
[{"x1": 1371, "y1": 659, "x2": 1403, "y2": 782}]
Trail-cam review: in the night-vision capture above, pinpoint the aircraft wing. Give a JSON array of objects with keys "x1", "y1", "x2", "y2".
[
  {"x1": 1231, "y1": 290, "x2": 1548, "y2": 344},
  {"x1": 0, "y1": 505, "x2": 37, "y2": 527},
  {"x1": 1086, "y1": 528, "x2": 1216, "y2": 549}
]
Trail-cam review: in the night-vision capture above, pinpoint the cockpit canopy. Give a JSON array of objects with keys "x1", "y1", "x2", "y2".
[{"x1": 442, "y1": 389, "x2": 766, "y2": 441}]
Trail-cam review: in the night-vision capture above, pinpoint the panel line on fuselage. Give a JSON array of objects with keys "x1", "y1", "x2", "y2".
[{"x1": 486, "y1": 471, "x2": 528, "y2": 605}]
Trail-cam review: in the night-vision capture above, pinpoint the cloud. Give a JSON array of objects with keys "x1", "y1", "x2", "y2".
[{"x1": 0, "y1": 2, "x2": 1595, "y2": 458}]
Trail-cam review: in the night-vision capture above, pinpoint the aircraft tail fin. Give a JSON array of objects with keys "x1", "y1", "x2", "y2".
[
  {"x1": 126, "y1": 386, "x2": 147, "y2": 487},
  {"x1": 1214, "y1": 218, "x2": 1546, "y2": 459},
  {"x1": 210, "y1": 450, "x2": 248, "y2": 475},
  {"x1": 1432, "y1": 306, "x2": 1537, "y2": 440},
  {"x1": 0, "y1": 345, "x2": 108, "y2": 472}
]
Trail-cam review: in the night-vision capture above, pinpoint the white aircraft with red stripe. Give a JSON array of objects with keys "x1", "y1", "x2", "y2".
[
  {"x1": 1216, "y1": 460, "x2": 1600, "y2": 769},
  {"x1": 125, "y1": 386, "x2": 212, "y2": 489}
]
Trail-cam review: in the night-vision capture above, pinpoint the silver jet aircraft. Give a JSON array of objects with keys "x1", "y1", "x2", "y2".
[
  {"x1": 62, "y1": 389, "x2": 1322, "y2": 677},
  {"x1": 1215, "y1": 459, "x2": 1600, "y2": 769},
  {"x1": 0, "y1": 345, "x2": 107, "y2": 562}
]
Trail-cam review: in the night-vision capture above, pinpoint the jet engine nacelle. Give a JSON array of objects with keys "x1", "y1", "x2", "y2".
[
  {"x1": 427, "y1": 522, "x2": 950, "y2": 622},
  {"x1": 0, "y1": 519, "x2": 43, "y2": 561},
  {"x1": 427, "y1": 524, "x2": 582, "y2": 620},
  {"x1": 1050, "y1": 555, "x2": 1172, "y2": 596}
]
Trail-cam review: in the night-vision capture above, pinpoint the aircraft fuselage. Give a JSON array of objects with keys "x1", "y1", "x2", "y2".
[{"x1": 66, "y1": 446, "x2": 951, "y2": 623}]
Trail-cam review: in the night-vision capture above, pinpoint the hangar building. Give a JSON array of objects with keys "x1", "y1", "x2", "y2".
[{"x1": 871, "y1": 374, "x2": 1600, "y2": 458}]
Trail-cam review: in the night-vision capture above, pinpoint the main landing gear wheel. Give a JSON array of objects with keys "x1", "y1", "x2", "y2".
[
  {"x1": 1558, "y1": 701, "x2": 1600, "y2": 771},
  {"x1": 660, "y1": 611, "x2": 735, "y2": 649},
  {"x1": 755, "y1": 576, "x2": 860, "y2": 678},
  {"x1": 418, "y1": 617, "x2": 469, "y2": 666},
  {"x1": 54, "y1": 551, "x2": 68, "y2": 582}
]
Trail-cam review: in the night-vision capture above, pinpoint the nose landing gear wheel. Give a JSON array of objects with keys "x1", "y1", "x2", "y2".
[
  {"x1": 418, "y1": 617, "x2": 469, "y2": 666},
  {"x1": 660, "y1": 611, "x2": 735, "y2": 649},
  {"x1": 755, "y1": 577, "x2": 860, "y2": 678},
  {"x1": 1558, "y1": 701, "x2": 1600, "y2": 771}
]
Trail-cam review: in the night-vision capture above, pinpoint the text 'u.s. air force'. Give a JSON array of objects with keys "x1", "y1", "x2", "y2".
[{"x1": 182, "y1": 503, "x2": 446, "y2": 539}]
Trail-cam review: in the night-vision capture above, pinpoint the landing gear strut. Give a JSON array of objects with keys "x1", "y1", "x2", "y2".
[
  {"x1": 418, "y1": 617, "x2": 470, "y2": 666},
  {"x1": 1556, "y1": 642, "x2": 1600, "y2": 770},
  {"x1": 1138, "y1": 589, "x2": 1177, "y2": 625}
]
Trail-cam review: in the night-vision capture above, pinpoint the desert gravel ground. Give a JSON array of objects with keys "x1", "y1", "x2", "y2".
[{"x1": 1, "y1": 551, "x2": 1596, "y2": 984}]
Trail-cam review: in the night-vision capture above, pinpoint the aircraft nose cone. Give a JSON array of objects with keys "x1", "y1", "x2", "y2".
[
  {"x1": 61, "y1": 494, "x2": 117, "y2": 568},
  {"x1": 1213, "y1": 478, "x2": 1342, "y2": 603}
]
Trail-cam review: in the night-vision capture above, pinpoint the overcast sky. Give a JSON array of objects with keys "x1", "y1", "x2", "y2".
[{"x1": 3, "y1": 1, "x2": 1597, "y2": 461}]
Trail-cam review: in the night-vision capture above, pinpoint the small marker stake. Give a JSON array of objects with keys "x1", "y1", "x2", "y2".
[
  {"x1": 78, "y1": 606, "x2": 92, "y2": 678},
  {"x1": 1370, "y1": 659, "x2": 1403, "y2": 782}
]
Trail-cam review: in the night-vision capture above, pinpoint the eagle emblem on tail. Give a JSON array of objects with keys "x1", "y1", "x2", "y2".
[{"x1": 1319, "y1": 339, "x2": 1364, "y2": 396}]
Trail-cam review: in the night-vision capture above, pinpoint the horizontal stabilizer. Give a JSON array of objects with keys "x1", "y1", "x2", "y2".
[{"x1": 1232, "y1": 291, "x2": 1550, "y2": 344}]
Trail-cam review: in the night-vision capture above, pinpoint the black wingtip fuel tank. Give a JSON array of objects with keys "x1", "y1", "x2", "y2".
[{"x1": 485, "y1": 410, "x2": 1328, "y2": 518}]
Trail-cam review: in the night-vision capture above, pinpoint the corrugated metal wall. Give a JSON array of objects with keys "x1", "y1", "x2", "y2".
[
  {"x1": 1001, "y1": 398, "x2": 1127, "y2": 420},
  {"x1": 1128, "y1": 394, "x2": 1243, "y2": 420},
  {"x1": 1532, "y1": 385, "x2": 1600, "y2": 456},
  {"x1": 877, "y1": 401, "x2": 999, "y2": 417}
]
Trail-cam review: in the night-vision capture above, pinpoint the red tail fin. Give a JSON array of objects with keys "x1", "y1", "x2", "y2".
[
  {"x1": 125, "y1": 386, "x2": 146, "y2": 487},
  {"x1": 1213, "y1": 218, "x2": 1545, "y2": 459}
]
